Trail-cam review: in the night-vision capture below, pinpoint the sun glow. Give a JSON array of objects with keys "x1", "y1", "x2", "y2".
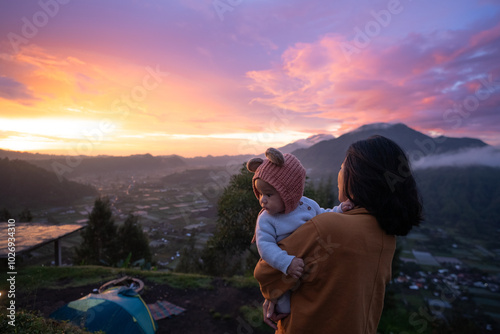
[
  {"x1": 0, "y1": 134, "x2": 59, "y2": 152},
  {"x1": 0, "y1": 118, "x2": 111, "y2": 140}
]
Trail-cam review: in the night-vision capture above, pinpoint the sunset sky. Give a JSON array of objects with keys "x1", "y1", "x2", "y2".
[{"x1": 0, "y1": 0, "x2": 499, "y2": 157}]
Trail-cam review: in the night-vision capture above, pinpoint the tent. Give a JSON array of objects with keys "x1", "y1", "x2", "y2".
[{"x1": 50, "y1": 287, "x2": 157, "y2": 334}]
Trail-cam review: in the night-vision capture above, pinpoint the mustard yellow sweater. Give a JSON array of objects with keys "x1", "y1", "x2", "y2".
[{"x1": 254, "y1": 208, "x2": 396, "y2": 334}]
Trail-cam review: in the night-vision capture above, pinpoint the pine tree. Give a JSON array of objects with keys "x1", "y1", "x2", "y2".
[
  {"x1": 74, "y1": 197, "x2": 118, "y2": 265},
  {"x1": 116, "y1": 214, "x2": 152, "y2": 265}
]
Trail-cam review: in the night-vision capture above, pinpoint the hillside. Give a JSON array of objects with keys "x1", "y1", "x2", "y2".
[
  {"x1": 293, "y1": 123, "x2": 487, "y2": 177},
  {"x1": 28, "y1": 154, "x2": 187, "y2": 177},
  {"x1": 0, "y1": 158, "x2": 97, "y2": 210},
  {"x1": 416, "y1": 166, "x2": 500, "y2": 239}
]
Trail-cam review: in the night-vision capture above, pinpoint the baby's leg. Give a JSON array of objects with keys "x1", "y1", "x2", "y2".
[{"x1": 275, "y1": 291, "x2": 291, "y2": 314}]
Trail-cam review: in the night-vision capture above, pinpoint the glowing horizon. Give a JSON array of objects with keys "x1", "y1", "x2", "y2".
[{"x1": 1, "y1": 0, "x2": 499, "y2": 157}]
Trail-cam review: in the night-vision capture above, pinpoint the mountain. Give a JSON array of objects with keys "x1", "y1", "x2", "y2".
[
  {"x1": 0, "y1": 123, "x2": 489, "y2": 176},
  {"x1": 279, "y1": 134, "x2": 335, "y2": 153},
  {"x1": 292, "y1": 123, "x2": 488, "y2": 177},
  {"x1": 0, "y1": 149, "x2": 66, "y2": 160},
  {"x1": 0, "y1": 158, "x2": 97, "y2": 210}
]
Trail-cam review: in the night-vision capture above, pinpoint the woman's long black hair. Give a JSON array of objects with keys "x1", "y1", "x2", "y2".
[{"x1": 342, "y1": 135, "x2": 423, "y2": 236}]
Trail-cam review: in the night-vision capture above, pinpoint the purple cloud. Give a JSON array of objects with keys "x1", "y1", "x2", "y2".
[{"x1": 0, "y1": 76, "x2": 36, "y2": 101}]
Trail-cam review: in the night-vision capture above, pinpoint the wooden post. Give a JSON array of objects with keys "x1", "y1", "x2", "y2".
[{"x1": 54, "y1": 238, "x2": 62, "y2": 266}]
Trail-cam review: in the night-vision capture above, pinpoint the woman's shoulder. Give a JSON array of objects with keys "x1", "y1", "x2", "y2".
[{"x1": 311, "y1": 208, "x2": 379, "y2": 234}]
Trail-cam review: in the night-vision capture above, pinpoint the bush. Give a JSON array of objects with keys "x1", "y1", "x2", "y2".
[{"x1": 0, "y1": 309, "x2": 102, "y2": 334}]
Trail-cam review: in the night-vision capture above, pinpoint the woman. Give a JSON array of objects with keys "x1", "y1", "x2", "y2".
[{"x1": 254, "y1": 135, "x2": 423, "y2": 333}]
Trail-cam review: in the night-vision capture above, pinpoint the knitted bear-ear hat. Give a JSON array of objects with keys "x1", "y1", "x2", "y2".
[{"x1": 247, "y1": 148, "x2": 306, "y2": 214}]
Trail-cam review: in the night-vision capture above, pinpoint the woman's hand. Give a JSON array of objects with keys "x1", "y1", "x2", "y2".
[{"x1": 262, "y1": 299, "x2": 288, "y2": 330}]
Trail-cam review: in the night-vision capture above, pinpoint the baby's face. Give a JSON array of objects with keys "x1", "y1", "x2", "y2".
[{"x1": 254, "y1": 179, "x2": 285, "y2": 215}]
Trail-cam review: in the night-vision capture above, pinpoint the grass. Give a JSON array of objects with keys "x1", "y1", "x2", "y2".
[
  {"x1": 0, "y1": 266, "x2": 127, "y2": 293},
  {"x1": 224, "y1": 275, "x2": 260, "y2": 289},
  {"x1": 239, "y1": 305, "x2": 274, "y2": 333},
  {"x1": 0, "y1": 309, "x2": 103, "y2": 334},
  {"x1": 0, "y1": 265, "x2": 220, "y2": 293},
  {"x1": 146, "y1": 272, "x2": 214, "y2": 289}
]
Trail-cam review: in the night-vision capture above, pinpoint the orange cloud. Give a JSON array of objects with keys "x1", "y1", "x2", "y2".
[{"x1": 0, "y1": 44, "x2": 310, "y2": 156}]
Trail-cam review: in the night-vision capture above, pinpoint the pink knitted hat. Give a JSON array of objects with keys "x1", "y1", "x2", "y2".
[{"x1": 247, "y1": 148, "x2": 306, "y2": 214}]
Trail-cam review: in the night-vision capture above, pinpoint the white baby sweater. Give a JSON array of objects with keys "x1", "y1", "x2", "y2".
[{"x1": 255, "y1": 196, "x2": 342, "y2": 274}]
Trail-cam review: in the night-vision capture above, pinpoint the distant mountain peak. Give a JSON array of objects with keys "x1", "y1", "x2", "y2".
[
  {"x1": 279, "y1": 133, "x2": 335, "y2": 153},
  {"x1": 352, "y1": 122, "x2": 407, "y2": 133}
]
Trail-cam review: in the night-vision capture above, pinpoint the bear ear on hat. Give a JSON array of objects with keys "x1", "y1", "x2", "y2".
[
  {"x1": 247, "y1": 157, "x2": 263, "y2": 173},
  {"x1": 265, "y1": 148, "x2": 284, "y2": 167}
]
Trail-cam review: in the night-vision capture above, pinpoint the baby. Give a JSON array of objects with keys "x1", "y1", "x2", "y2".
[{"x1": 248, "y1": 148, "x2": 353, "y2": 314}]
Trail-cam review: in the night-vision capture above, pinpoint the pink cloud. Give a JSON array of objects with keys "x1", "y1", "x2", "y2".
[{"x1": 247, "y1": 20, "x2": 500, "y2": 143}]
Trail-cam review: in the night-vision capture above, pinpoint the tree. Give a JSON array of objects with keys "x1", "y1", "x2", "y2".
[
  {"x1": 74, "y1": 197, "x2": 118, "y2": 265},
  {"x1": 201, "y1": 165, "x2": 262, "y2": 276},
  {"x1": 115, "y1": 214, "x2": 152, "y2": 265},
  {"x1": 18, "y1": 208, "x2": 33, "y2": 222},
  {"x1": 175, "y1": 232, "x2": 203, "y2": 274},
  {"x1": 304, "y1": 176, "x2": 336, "y2": 208},
  {"x1": 0, "y1": 208, "x2": 13, "y2": 222}
]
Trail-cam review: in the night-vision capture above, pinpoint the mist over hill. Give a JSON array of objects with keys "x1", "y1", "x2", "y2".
[{"x1": 413, "y1": 146, "x2": 500, "y2": 169}]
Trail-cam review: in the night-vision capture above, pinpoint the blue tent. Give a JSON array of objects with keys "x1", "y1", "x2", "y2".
[{"x1": 50, "y1": 287, "x2": 157, "y2": 334}]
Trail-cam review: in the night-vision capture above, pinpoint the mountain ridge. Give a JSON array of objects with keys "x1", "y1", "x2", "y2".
[
  {"x1": 291, "y1": 123, "x2": 488, "y2": 177},
  {"x1": 0, "y1": 123, "x2": 490, "y2": 176}
]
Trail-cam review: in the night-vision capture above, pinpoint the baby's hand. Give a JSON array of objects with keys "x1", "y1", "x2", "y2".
[
  {"x1": 286, "y1": 257, "x2": 304, "y2": 279},
  {"x1": 341, "y1": 199, "x2": 354, "y2": 212}
]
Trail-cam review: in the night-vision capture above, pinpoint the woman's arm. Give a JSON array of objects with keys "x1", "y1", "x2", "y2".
[{"x1": 254, "y1": 219, "x2": 322, "y2": 300}]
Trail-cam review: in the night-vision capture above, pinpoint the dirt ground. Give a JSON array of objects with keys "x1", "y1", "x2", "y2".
[{"x1": 16, "y1": 278, "x2": 272, "y2": 334}]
